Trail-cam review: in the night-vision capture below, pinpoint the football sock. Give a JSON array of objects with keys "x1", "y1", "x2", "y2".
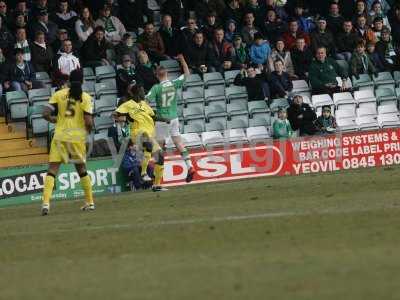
[
  {"x1": 141, "y1": 151, "x2": 152, "y2": 176},
  {"x1": 80, "y1": 174, "x2": 94, "y2": 205},
  {"x1": 154, "y1": 164, "x2": 164, "y2": 186},
  {"x1": 181, "y1": 149, "x2": 193, "y2": 168},
  {"x1": 42, "y1": 173, "x2": 55, "y2": 206}
]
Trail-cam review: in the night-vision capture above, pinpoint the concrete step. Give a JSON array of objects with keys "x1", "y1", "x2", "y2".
[{"x1": 0, "y1": 147, "x2": 48, "y2": 159}]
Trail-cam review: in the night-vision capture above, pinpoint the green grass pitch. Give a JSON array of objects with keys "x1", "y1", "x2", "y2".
[{"x1": 1, "y1": 167, "x2": 400, "y2": 300}]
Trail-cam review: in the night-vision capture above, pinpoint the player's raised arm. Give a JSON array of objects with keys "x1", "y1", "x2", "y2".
[{"x1": 177, "y1": 54, "x2": 190, "y2": 77}]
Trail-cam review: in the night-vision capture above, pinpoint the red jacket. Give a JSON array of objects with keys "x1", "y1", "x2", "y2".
[{"x1": 282, "y1": 30, "x2": 310, "y2": 50}]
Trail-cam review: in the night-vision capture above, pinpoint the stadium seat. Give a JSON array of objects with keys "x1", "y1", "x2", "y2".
[
  {"x1": 224, "y1": 70, "x2": 240, "y2": 86},
  {"x1": 35, "y1": 72, "x2": 51, "y2": 85},
  {"x1": 249, "y1": 112, "x2": 272, "y2": 127},
  {"x1": 354, "y1": 89, "x2": 377, "y2": 109},
  {"x1": 378, "y1": 104, "x2": 398, "y2": 115},
  {"x1": 378, "y1": 113, "x2": 400, "y2": 128},
  {"x1": 185, "y1": 117, "x2": 206, "y2": 129},
  {"x1": 94, "y1": 116, "x2": 114, "y2": 134},
  {"x1": 27, "y1": 105, "x2": 48, "y2": 137},
  {"x1": 248, "y1": 100, "x2": 269, "y2": 116},
  {"x1": 394, "y1": 71, "x2": 400, "y2": 87},
  {"x1": 246, "y1": 126, "x2": 271, "y2": 142},
  {"x1": 82, "y1": 81, "x2": 96, "y2": 97},
  {"x1": 95, "y1": 80, "x2": 117, "y2": 98},
  {"x1": 204, "y1": 85, "x2": 226, "y2": 104},
  {"x1": 352, "y1": 74, "x2": 374, "y2": 90},
  {"x1": 95, "y1": 95, "x2": 117, "y2": 116},
  {"x1": 205, "y1": 103, "x2": 227, "y2": 119},
  {"x1": 224, "y1": 128, "x2": 248, "y2": 143},
  {"x1": 356, "y1": 107, "x2": 377, "y2": 117},
  {"x1": 28, "y1": 87, "x2": 51, "y2": 106},
  {"x1": 227, "y1": 102, "x2": 248, "y2": 116},
  {"x1": 83, "y1": 67, "x2": 96, "y2": 82},
  {"x1": 168, "y1": 72, "x2": 182, "y2": 80},
  {"x1": 269, "y1": 98, "x2": 289, "y2": 113},
  {"x1": 183, "y1": 103, "x2": 204, "y2": 119},
  {"x1": 180, "y1": 133, "x2": 203, "y2": 148},
  {"x1": 373, "y1": 72, "x2": 395, "y2": 90},
  {"x1": 205, "y1": 118, "x2": 227, "y2": 131},
  {"x1": 376, "y1": 88, "x2": 397, "y2": 106},
  {"x1": 336, "y1": 118, "x2": 358, "y2": 132},
  {"x1": 6, "y1": 91, "x2": 29, "y2": 120},
  {"x1": 292, "y1": 80, "x2": 311, "y2": 93},
  {"x1": 333, "y1": 92, "x2": 356, "y2": 111},
  {"x1": 226, "y1": 85, "x2": 248, "y2": 103},
  {"x1": 204, "y1": 72, "x2": 225, "y2": 87},
  {"x1": 228, "y1": 115, "x2": 249, "y2": 128},
  {"x1": 95, "y1": 65, "x2": 116, "y2": 82},
  {"x1": 336, "y1": 109, "x2": 356, "y2": 120},
  {"x1": 201, "y1": 130, "x2": 225, "y2": 146},
  {"x1": 183, "y1": 74, "x2": 203, "y2": 89},
  {"x1": 357, "y1": 115, "x2": 379, "y2": 131},
  {"x1": 336, "y1": 59, "x2": 349, "y2": 74},
  {"x1": 160, "y1": 59, "x2": 181, "y2": 72},
  {"x1": 312, "y1": 94, "x2": 334, "y2": 109},
  {"x1": 183, "y1": 87, "x2": 204, "y2": 103},
  {"x1": 184, "y1": 122, "x2": 205, "y2": 134}
]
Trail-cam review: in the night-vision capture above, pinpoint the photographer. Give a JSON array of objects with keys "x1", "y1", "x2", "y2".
[{"x1": 233, "y1": 65, "x2": 270, "y2": 101}]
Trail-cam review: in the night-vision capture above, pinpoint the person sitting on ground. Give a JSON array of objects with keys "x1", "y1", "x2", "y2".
[
  {"x1": 287, "y1": 94, "x2": 317, "y2": 136},
  {"x1": 273, "y1": 107, "x2": 293, "y2": 139},
  {"x1": 315, "y1": 105, "x2": 337, "y2": 135}
]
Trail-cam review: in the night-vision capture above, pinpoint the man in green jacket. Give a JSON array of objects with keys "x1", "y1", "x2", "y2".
[{"x1": 309, "y1": 46, "x2": 350, "y2": 94}]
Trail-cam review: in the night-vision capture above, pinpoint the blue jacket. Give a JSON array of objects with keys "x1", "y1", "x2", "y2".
[
  {"x1": 249, "y1": 42, "x2": 271, "y2": 65},
  {"x1": 297, "y1": 17, "x2": 315, "y2": 34},
  {"x1": 121, "y1": 149, "x2": 141, "y2": 172}
]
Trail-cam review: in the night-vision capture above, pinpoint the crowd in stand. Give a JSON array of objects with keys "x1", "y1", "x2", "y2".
[{"x1": 0, "y1": 0, "x2": 400, "y2": 138}]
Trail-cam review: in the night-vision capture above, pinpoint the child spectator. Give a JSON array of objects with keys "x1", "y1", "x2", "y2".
[
  {"x1": 315, "y1": 105, "x2": 337, "y2": 134},
  {"x1": 273, "y1": 108, "x2": 293, "y2": 139}
]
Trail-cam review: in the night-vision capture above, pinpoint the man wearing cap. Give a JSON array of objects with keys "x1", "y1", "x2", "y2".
[
  {"x1": 30, "y1": 8, "x2": 58, "y2": 44},
  {"x1": 310, "y1": 17, "x2": 336, "y2": 55}
]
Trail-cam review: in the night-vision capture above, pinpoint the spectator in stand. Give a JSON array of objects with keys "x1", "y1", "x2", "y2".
[
  {"x1": 52, "y1": 0, "x2": 77, "y2": 36},
  {"x1": 249, "y1": 32, "x2": 271, "y2": 67},
  {"x1": 268, "y1": 59, "x2": 293, "y2": 99},
  {"x1": 291, "y1": 36, "x2": 312, "y2": 79},
  {"x1": 224, "y1": 19, "x2": 238, "y2": 43},
  {"x1": 273, "y1": 108, "x2": 293, "y2": 139},
  {"x1": 326, "y1": 2, "x2": 345, "y2": 36},
  {"x1": 116, "y1": 54, "x2": 142, "y2": 97},
  {"x1": 14, "y1": 27, "x2": 31, "y2": 62},
  {"x1": 52, "y1": 28, "x2": 70, "y2": 53},
  {"x1": 262, "y1": 9, "x2": 286, "y2": 46},
  {"x1": 355, "y1": 15, "x2": 377, "y2": 45},
  {"x1": 7, "y1": 48, "x2": 43, "y2": 92},
  {"x1": 369, "y1": 1, "x2": 390, "y2": 28},
  {"x1": 12, "y1": 0, "x2": 29, "y2": 24},
  {"x1": 310, "y1": 17, "x2": 336, "y2": 56},
  {"x1": 159, "y1": 14, "x2": 180, "y2": 58},
  {"x1": 135, "y1": 50, "x2": 158, "y2": 92},
  {"x1": 11, "y1": 11, "x2": 27, "y2": 32},
  {"x1": 75, "y1": 7, "x2": 95, "y2": 46},
  {"x1": 315, "y1": 105, "x2": 337, "y2": 135},
  {"x1": 260, "y1": 0, "x2": 288, "y2": 21},
  {"x1": 115, "y1": 33, "x2": 140, "y2": 65},
  {"x1": 81, "y1": 26, "x2": 111, "y2": 68},
  {"x1": 137, "y1": 22, "x2": 167, "y2": 63},
  {"x1": 202, "y1": 11, "x2": 220, "y2": 42},
  {"x1": 282, "y1": 18, "x2": 310, "y2": 50},
  {"x1": 376, "y1": 27, "x2": 400, "y2": 71},
  {"x1": 245, "y1": 0, "x2": 264, "y2": 28},
  {"x1": 268, "y1": 39, "x2": 295, "y2": 77},
  {"x1": 389, "y1": 5, "x2": 400, "y2": 44},
  {"x1": 194, "y1": 0, "x2": 226, "y2": 24},
  {"x1": 55, "y1": 39, "x2": 80, "y2": 77},
  {"x1": 372, "y1": 16, "x2": 385, "y2": 41},
  {"x1": 232, "y1": 35, "x2": 249, "y2": 69},
  {"x1": 95, "y1": 4, "x2": 126, "y2": 45},
  {"x1": 287, "y1": 94, "x2": 317, "y2": 136},
  {"x1": 30, "y1": 30, "x2": 53, "y2": 74},
  {"x1": 31, "y1": 0, "x2": 48, "y2": 18},
  {"x1": 336, "y1": 20, "x2": 359, "y2": 62},
  {"x1": 184, "y1": 31, "x2": 218, "y2": 75},
  {"x1": 0, "y1": 15, "x2": 14, "y2": 56},
  {"x1": 234, "y1": 65, "x2": 270, "y2": 101},
  {"x1": 353, "y1": 0, "x2": 369, "y2": 24},
  {"x1": 161, "y1": 0, "x2": 188, "y2": 28},
  {"x1": 119, "y1": 0, "x2": 152, "y2": 33},
  {"x1": 180, "y1": 18, "x2": 199, "y2": 52},
  {"x1": 367, "y1": 0, "x2": 390, "y2": 14},
  {"x1": 209, "y1": 28, "x2": 234, "y2": 73},
  {"x1": 350, "y1": 39, "x2": 377, "y2": 78},
  {"x1": 366, "y1": 41, "x2": 385, "y2": 71},
  {"x1": 30, "y1": 9, "x2": 58, "y2": 45},
  {"x1": 241, "y1": 12, "x2": 260, "y2": 45},
  {"x1": 0, "y1": 1, "x2": 12, "y2": 29},
  {"x1": 223, "y1": 0, "x2": 243, "y2": 24},
  {"x1": 309, "y1": 46, "x2": 349, "y2": 94},
  {"x1": 293, "y1": 2, "x2": 315, "y2": 34}
]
